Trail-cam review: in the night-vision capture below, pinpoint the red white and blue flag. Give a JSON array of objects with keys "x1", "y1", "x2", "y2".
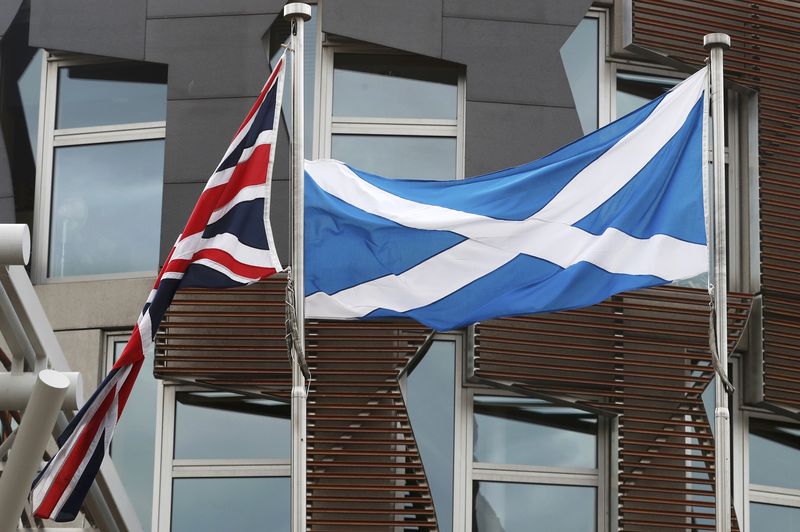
[{"x1": 31, "y1": 54, "x2": 286, "y2": 522}]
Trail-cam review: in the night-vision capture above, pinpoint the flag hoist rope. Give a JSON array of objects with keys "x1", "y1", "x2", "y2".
[
  {"x1": 704, "y1": 32, "x2": 732, "y2": 532},
  {"x1": 283, "y1": 4, "x2": 312, "y2": 532}
]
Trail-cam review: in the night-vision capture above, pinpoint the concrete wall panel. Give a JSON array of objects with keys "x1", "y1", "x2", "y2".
[
  {"x1": 443, "y1": 0, "x2": 592, "y2": 26},
  {"x1": 35, "y1": 277, "x2": 154, "y2": 331},
  {"x1": 147, "y1": 0, "x2": 285, "y2": 19},
  {"x1": 54, "y1": 328, "x2": 103, "y2": 394},
  {"x1": 29, "y1": 0, "x2": 146, "y2": 60},
  {"x1": 464, "y1": 101, "x2": 582, "y2": 176},
  {"x1": 145, "y1": 15, "x2": 276, "y2": 100},
  {"x1": 323, "y1": 0, "x2": 443, "y2": 58},
  {"x1": 0, "y1": 0, "x2": 22, "y2": 37},
  {"x1": 163, "y1": 97, "x2": 256, "y2": 184},
  {"x1": 159, "y1": 181, "x2": 205, "y2": 259},
  {"x1": 443, "y1": 17, "x2": 576, "y2": 107}
]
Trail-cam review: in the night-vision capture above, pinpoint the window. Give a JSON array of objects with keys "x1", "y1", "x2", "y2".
[
  {"x1": 561, "y1": 12, "x2": 608, "y2": 134},
  {"x1": 741, "y1": 414, "x2": 800, "y2": 530},
  {"x1": 106, "y1": 332, "x2": 157, "y2": 531},
  {"x1": 153, "y1": 385, "x2": 291, "y2": 531},
  {"x1": 403, "y1": 337, "x2": 608, "y2": 531},
  {"x1": 32, "y1": 55, "x2": 167, "y2": 282},
  {"x1": 318, "y1": 44, "x2": 464, "y2": 179},
  {"x1": 469, "y1": 394, "x2": 606, "y2": 532}
]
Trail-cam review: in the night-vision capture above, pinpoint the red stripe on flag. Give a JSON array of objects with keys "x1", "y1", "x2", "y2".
[
  {"x1": 34, "y1": 384, "x2": 118, "y2": 518},
  {"x1": 112, "y1": 325, "x2": 144, "y2": 369},
  {"x1": 192, "y1": 248, "x2": 277, "y2": 280},
  {"x1": 212, "y1": 144, "x2": 272, "y2": 210}
]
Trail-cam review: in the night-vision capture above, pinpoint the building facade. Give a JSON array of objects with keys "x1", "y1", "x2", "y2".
[{"x1": 0, "y1": 0, "x2": 798, "y2": 531}]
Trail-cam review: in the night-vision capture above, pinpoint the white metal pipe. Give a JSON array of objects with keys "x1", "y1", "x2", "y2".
[
  {"x1": 0, "y1": 372, "x2": 82, "y2": 411},
  {"x1": 0, "y1": 225, "x2": 31, "y2": 266},
  {"x1": 0, "y1": 370, "x2": 69, "y2": 532},
  {"x1": 704, "y1": 31, "x2": 731, "y2": 532},
  {"x1": 283, "y1": 4, "x2": 311, "y2": 532}
]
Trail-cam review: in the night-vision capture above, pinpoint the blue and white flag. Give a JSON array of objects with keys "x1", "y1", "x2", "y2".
[{"x1": 305, "y1": 67, "x2": 709, "y2": 331}]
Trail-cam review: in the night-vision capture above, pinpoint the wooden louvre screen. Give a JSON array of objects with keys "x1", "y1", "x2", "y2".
[
  {"x1": 472, "y1": 286, "x2": 752, "y2": 531},
  {"x1": 631, "y1": 1, "x2": 800, "y2": 412}
]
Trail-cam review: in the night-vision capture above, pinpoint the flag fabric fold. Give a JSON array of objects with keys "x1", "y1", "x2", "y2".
[
  {"x1": 30, "y1": 54, "x2": 287, "y2": 522},
  {"x1": 305, "y1": 67, "x2": 709, "y2": 331}
]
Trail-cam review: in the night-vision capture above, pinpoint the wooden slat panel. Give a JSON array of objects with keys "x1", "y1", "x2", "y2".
[
  {"x1": 474, "y1": 286, "x2": 751, "y2": 532},
  {"x1": 631, "y1": 0, "x2": 800, "y2": 419}
]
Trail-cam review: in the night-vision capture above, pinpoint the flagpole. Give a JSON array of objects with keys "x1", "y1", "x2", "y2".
[
  {"x1": 283, "y1": 4, "x2": 311, "y2": 532},
  {"x1": 704, "y1": 32, "x2": 731, "y2": 532}
]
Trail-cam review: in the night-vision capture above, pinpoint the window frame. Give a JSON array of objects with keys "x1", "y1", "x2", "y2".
[
  {"x1": 731, "y1": 359, "x2": 800, "y2": 531},
  {"x1": 315, "y1": 42, "x2": 466, "y2": 179},
  {"x1": 152, "y1": 382, "x2": 291, "y2": 531},
  {"x1": 32, "y1": 52, "x2": 167, "y2": 284}
]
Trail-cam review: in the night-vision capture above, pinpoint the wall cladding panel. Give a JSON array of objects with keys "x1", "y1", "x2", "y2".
[
  {"x1": 146, "y1": 0, "x2": 287, "y2": 19},
  {"x1": 145, "y1": 15, "x2": 277, "y2": 100},
  {"x1": 29, "y1": 0, "x2": 146, "y2": 60},
  {"x1": 322, "y1": 0, "x2": 443, "y2": 59}
]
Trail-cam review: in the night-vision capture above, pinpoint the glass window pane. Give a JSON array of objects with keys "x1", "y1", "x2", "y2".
[
  {"x1": 749, "y1": 418, "x2": 800, "y2": 490},
  {"x1": 112, "y1": 339, "x2": 156, "y2": 531},
  {"x1": 473, "y1": 482, "x2": 595, "y2": 532},
  {"x1": 473, "y1": 396, "x2": 597, "y2": 468},
  {"x1": 616, "y1": 71, "x2": 677, "y2": 119},
  {"x1": 174, "y1": 391, "x2": 289, "y2": 459},
  {"x1": 171, "y1": 477, "x2": 289, "y2": 532},
  {"x1": 560, "y1": 18, "x2": 598, "y2": 134},
  {"x1": 406, "y1": 341, "x2": 455, "y2": 532},
  {"x1": 49, "y1": 140, "x2": 164, "y2": 278},
  {"x1": 333, "y1": 54, "x2": 458, "y2": 120},
  {"x1": 750, "y1": 502, "x2": 800, "y2": 531},
  {"x1": 331, "y1": 135, "x2": 456, "y2": 180},
  {"x1": 57, "y1": 62, "x2": 167, "y2": 129}
]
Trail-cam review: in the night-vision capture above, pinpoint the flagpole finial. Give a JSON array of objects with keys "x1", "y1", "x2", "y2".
[
  {"x1": 703, "y1": 33, "x2": 731, "y2": 50},
  {"x1": 283, "y1": 2, "x2": 312, "y2": 21}
]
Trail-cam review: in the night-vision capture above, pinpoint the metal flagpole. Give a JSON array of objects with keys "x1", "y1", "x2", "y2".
[
  {"x1": 283, "y1": 4, "x2": 311, "y2": 532},
  {"x1": 704, "y1": 32, "x2": 731, "y2": 532}
]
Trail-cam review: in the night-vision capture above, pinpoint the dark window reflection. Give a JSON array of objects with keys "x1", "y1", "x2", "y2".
[
  {"x1": 333, "y1": 54, "x2": 458, "y2": 120},
  {"x1": 616, "y1": 71, "x2": 677, "y2": 119},
  {"x1": 49, "y1": 140, "x2": 164, "y2": 277},
  {"x1": 171, "y1": 477, "x2": 289, "y2": 531},
  {"x1": 331, "y1": 135, "x2": 456, "y2": 180},
  {"x1": 473, "y1": 397, "x2": 597, "y2": 468},
  {"x1": 473, "y1": 482, "x2": 595, "y2": 532},
  {"x1": 750, "y1": 502, "x2": 800, "y2": 531},
  {"x1": 560, "y1": 18, "x2": 599, "y2": 134},
  {"x1": 406, "y1": 341, "x2": 456, "y2": 532},
  {"x1": 749, "y1": 418, "x2": 800, "y2": 490},
  {"x1": 174, "y1": 391, "x2": 289, "y2": 459},
  {"x1": 57, "y1": 62, "x2": 167, "y2": 129}
]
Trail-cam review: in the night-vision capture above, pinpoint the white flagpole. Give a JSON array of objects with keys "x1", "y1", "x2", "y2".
[
  {"x1": 283, "y1": 4, "x2": 311, "y2": 532},
  {"x1": 704, "y1": 32, "x2": 731, "y2": 532}
]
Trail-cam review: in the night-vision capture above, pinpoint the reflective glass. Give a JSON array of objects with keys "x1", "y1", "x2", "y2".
[
  {"x1": 332, "y1": 135, "x2": 456, "y2": 180},
  {"x1": 57, "y1": 62, "x2": 167, "y2": 129},
  {"x1": 49, "y1": 140, "x2": 164, "y2": 278},
  {"x1": 473, "y1": 482, "x2": 595, "y2": 532},
  {"x1": 333, "y1": 54, "x2": 458, "y2": 119},
  {"x1": 749, "y1": 418, "x2": 800, "y2": 490},
  {"x1": 112, "y1": 340, "x2": 156, "y2": 531},
  {"x1": 750, "y1": 502, "x2": 800, "y2": 531},
  {"x1": 18, "y1": 50, "x2": 44, "y2": 155},
  {"x1": 406, "y1": 341, "x2": 455, "y2": 532},
  {"x1": 269, "y1": 5, "x2": 317, "y2": 158},
  {"x1": 560, "y1": 18, "x2": 598, "y2": 133},
  {"x1": 171, "y1": 477, "x2": 289, "y2": 532},
  {"x1": 174, "y1": 391, "x2": 289, "y2": 459},
  {"x1": 616, "y1": 71, "x2": 677, "y2": 119},
  {"x1": 473, "y1": 396, "x2": 597, "y2": 468}
]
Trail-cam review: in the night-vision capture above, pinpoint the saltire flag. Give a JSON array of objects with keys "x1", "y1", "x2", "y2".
[
  {"x1": 305, "y1": 67, "x2": 709, "y2": 332},
  {"x1": 31, "y1": 54, "x2": 287, "y2": 521}
]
